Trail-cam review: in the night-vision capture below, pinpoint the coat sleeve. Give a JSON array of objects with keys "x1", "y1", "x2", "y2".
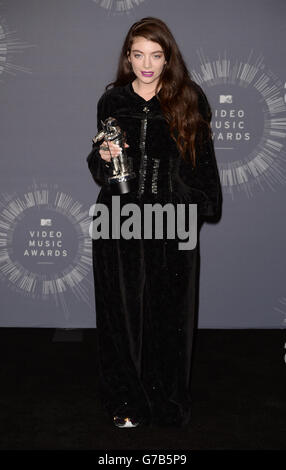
[
  {"x1": 86, "y1": 93, "x2": 112, "y2": 187},
  {"x1": 178, "y1": 88, "x2": 222, "y2": 222}
]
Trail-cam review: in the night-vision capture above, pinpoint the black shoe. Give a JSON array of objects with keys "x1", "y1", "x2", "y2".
[{"x1": 113, "y1": 416, "x2": 140, "y2": 428}]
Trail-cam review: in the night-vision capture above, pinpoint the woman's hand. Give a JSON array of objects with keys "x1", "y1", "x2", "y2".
[{"x1": 99, "y1": 141, "x2": 130, "y2": 162}]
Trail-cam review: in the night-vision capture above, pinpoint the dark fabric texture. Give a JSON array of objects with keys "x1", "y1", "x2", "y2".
[{"x1": 86, "y1": 80, "x2": 222, "y2": 426}]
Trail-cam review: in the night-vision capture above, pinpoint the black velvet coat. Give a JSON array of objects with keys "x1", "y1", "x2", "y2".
[{"x1": 87, "y1": 80, "x2": 222, "y2": 427}]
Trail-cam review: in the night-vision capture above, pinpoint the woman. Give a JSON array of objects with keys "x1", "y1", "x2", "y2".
[{"x1": 87, "y1": 17, "x2": 222, "y2": 428}]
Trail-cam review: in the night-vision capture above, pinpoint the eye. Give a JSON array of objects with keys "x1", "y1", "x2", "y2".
[
  {"x1": 154, "y1": 55, "x2": 162, "y2": 59},
  {"x1": 134, "y1": 54, "x2": 141, "y2": 58}
]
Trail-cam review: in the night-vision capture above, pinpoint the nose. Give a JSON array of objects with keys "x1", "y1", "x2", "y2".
[{"x1": 143, "y1": 55, "x2": 151, "y2": 68}]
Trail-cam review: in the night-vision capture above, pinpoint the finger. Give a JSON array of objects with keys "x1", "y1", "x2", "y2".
[
  {"x1": 100, "y1": 146, "x2": 119, "y2": 157},
  {"x1": 105, "y1": 144, "x2": 120, "y2": 152},
  {"x1": 101, "y1": 154, "x2": 111, "y2": 162}
]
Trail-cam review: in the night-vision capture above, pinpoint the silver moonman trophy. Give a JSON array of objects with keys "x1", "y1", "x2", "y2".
[{"x1": 92, "y1": 117, "x2": 136, "y2": 194}]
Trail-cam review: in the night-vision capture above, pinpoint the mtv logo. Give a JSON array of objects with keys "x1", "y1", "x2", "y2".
[
  {"x1": 220, "y1": 95, "x2": 233, "y2": 103},
  {"x1": 41, "y1": 219, "x2": 52, "y2": 226}
]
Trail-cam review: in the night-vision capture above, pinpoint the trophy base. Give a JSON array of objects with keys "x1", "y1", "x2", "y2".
[{"x1": 109, "y1": 176, "x2": 137, "y2": 195}]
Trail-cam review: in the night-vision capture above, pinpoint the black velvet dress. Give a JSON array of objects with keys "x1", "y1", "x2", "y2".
[{"x1": 87, "y1": 80, "x2": 222, "y2": 427}]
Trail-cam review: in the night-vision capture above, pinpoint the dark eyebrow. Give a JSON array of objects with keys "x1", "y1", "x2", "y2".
[{"x1": 132, "y1": 49, "x2": 163, "y2": 53}]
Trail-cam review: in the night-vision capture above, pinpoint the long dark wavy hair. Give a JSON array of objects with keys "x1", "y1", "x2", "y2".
[{"x1": 105, "y1": 17, "x2": 212, "y2": 167}]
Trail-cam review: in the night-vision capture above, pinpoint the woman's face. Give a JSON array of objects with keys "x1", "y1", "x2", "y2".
[{"x1": 127, "y1": 36, "x2": 167, "y2": 88}]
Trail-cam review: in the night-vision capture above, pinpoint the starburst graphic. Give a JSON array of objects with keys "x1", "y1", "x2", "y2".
[
  {"x1": 0, "y1": 182, "x2": 93, "y2": 319},
  {"x1": 0, "y1": 13, "x2": 34, "y2": 83},
  {"x1": 274, "y1": 296, "x2": 286, "y2": 328},
  {"x1": 92, "y1": 0, "x2": 146, "y2": 15},
  {"x1": 192, "y1": 49, "x2": 286, "y2": 198}
]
